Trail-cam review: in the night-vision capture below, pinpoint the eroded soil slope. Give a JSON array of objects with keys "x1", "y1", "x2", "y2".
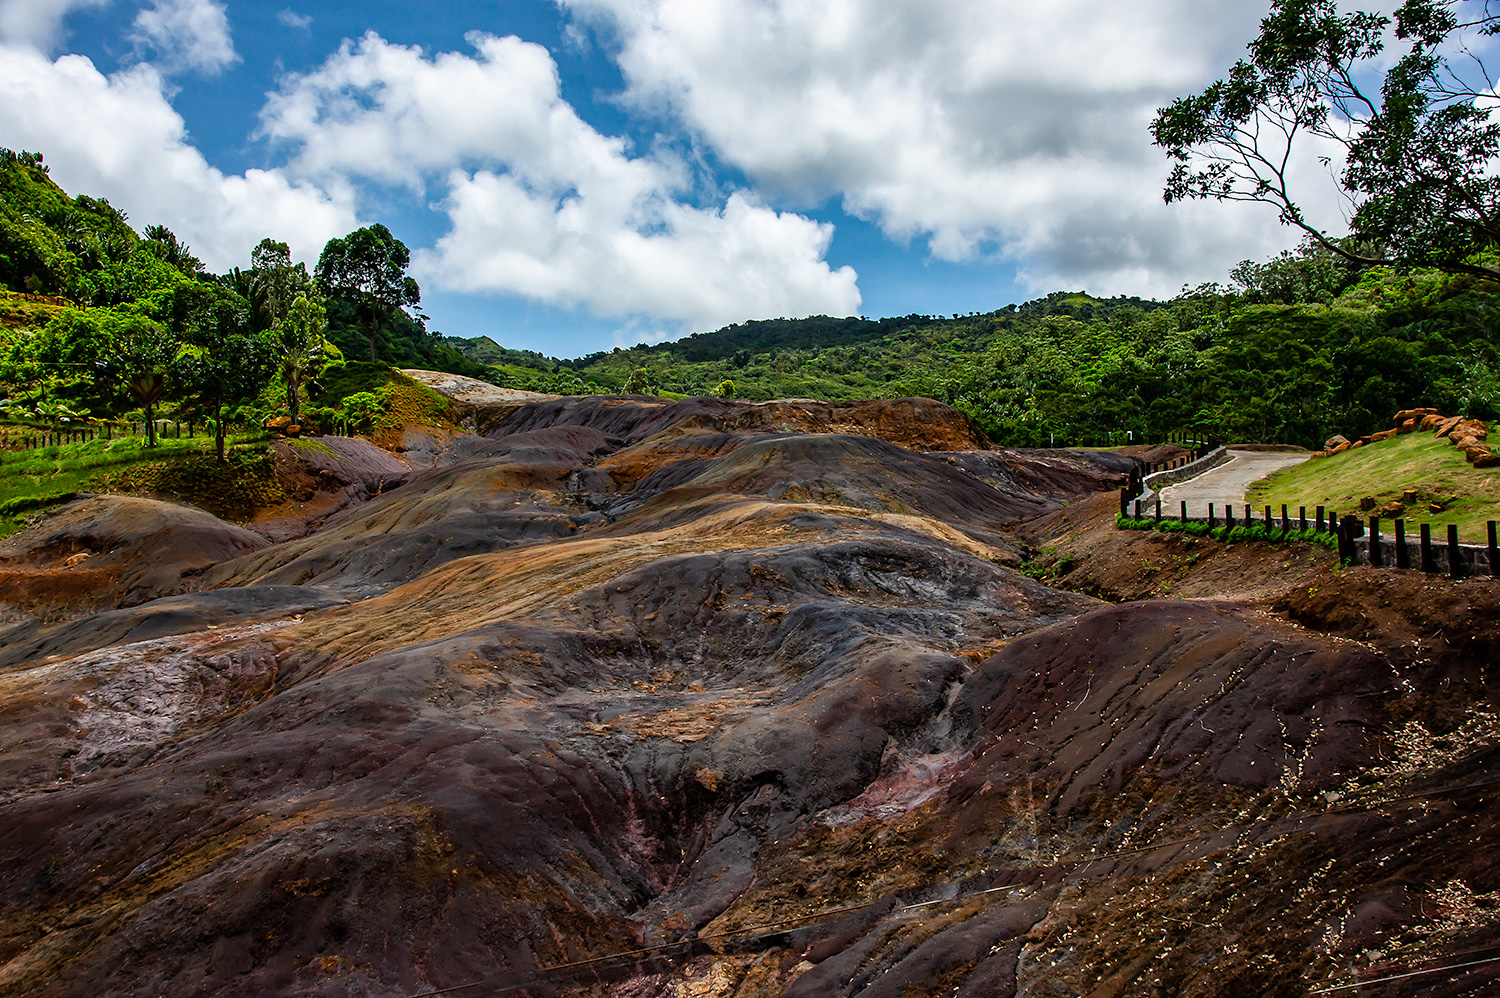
[{"x1": 0, "y1": 396, "x2": 1495, "y2": 998}]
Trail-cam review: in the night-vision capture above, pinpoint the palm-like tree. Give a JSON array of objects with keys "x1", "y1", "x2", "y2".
[
  {"x1": 275, "y1": 295, "x2": 328, "y2": 427},
  {"x1": 112, "y1": 320, "x2": 179, "y2": 447}
]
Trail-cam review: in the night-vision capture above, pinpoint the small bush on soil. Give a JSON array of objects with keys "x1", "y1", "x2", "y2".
[{"x1": 1116, "y1": 514, "x2": 1339, "y2": 551}]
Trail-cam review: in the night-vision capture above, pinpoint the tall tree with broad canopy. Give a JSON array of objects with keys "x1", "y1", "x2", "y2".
[
  {"x1": 1151, "y1": 0, "x2": 1500, "y2": 279},
  {"x1": 250, "y1": 237, "x2": 315, "y2": 330},
  {"x1": 314, "y1": 224, "x2": 421, "y2": 363},
  {"x1": 167, "y1": 283, "x2": 275, "y2": 463}
]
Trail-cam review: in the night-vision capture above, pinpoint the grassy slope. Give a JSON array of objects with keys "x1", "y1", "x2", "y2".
[
  {"x1": 1247, "y1": 431, "x2": 1500, "y2": 539},
  {"x1": 0, "y1": 434, "x2": 284, "y2": 536},
  {"x1": 0, "y1": 365, "x2": 455, "y2": 538}
]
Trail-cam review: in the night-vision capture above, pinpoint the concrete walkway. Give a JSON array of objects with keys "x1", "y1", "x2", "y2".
[{"x1": 1157, "y1": 449, "x2": 1310, "y2": 516}]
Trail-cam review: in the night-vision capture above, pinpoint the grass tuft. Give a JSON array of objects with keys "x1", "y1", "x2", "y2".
[{"x1": 0, "y1": 433, "x2": 283, "y2": 535}]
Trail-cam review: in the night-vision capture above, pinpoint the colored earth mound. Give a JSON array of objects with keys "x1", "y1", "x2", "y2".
[{"x1": 0, "y1": 395, "x2": 1494, "y2": 998}]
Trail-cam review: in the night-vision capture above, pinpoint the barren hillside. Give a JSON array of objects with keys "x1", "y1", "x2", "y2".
[{"x1": 0, "y1": 396, "x2": 1494, "y2": 998}]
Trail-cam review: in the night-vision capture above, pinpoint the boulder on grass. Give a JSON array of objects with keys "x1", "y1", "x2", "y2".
[
  {"x1": 1454, "y1": 419, "x2": 1488, "y2": 442},
  {"x1": 1464, "y1": 445, "x2": 1490, "y2": 464},
  {"x1": 1368, "y1": 428, "x2": 1397, "y2": 442},
  {"x1": 1418, "y1": 414, "x2": 1443, "y2": 431},
  {"x1": 1325, "y1": 434, "x2": 1351, "y2": 450},
  {"x1": 1330, "y1": 442, "x2": 1351, "y2": 455},
  {"x1": 262, "y1": 415, "x2": 302, "y2": 437},
  {"x1": 1474, "y1": 453, "x2": 1500, "y2": 469}
]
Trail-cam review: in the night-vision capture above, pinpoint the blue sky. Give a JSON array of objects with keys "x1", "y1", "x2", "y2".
[{"x1": 0, "y1": 0, "x2": 1336, "y2": 357}]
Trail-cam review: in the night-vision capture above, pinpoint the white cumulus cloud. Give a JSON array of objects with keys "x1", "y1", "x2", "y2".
[
  {"x1": 128, "y1": 0, "x2": 238, "y2": 75},
  {"x1": 262, "y1": 32, "x2": 861, "y2": 329},
  {"x1": 0, "y1": 42, "x2": 357, "y2": 270},
  {"x1": 0, "y1": 0, "x2": 107, "y2": 51},
  {"x1": 427, "y1": 175, "x2": 858, "y2": 331},
  {"x1": 564, "y1": 0, "x2": 1358, "y2": 296}
]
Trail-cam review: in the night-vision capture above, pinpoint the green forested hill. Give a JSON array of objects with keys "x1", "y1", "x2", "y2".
[
  {"x1": 0, "y1": 148, "x2": 485, "y2": 446},
  {"x1": 454, "y1": 253, "x2": 1500, "y2": 449},
  {"x1": 5, "y1": 146, "x2": 1498, "y2": 453}
]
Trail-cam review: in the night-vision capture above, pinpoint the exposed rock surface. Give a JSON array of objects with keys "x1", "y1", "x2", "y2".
[
  {"x1": 0, "y1": 396, "x2": 1494, "y2": 998},
  {"x1": 399, "y1": 369, "x2": 558, "y2": 436}
]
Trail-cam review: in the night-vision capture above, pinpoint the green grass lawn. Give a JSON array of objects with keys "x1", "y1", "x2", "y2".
[
  {"x1": 0, "y1": 432, "x2": 282, "y2": 537},
  {"x1": 1246, "y1": 431, "x2": 1500, "y2": 542}
]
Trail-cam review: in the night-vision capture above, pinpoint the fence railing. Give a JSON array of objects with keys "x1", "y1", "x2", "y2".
[
  {"x1": 1119, "y1": 441, "x2": 1222, "y2": 499},
  {"x1": 1118, "y1": 492, "x2": 1500, "y2": 578}
]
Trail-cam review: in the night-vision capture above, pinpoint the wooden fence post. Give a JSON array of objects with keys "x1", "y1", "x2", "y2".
[
  {"x1": 1316, "y1": 506, "x2": 1325, "y2": 531},
  {"x1": 1265, "y1": 505, "x2": 1273, "y2": 529},
  {"x1": 1226, "y1": 504, "x2": 1235, "y2": 528},
  {"x1": 1448, "y1": 524, "x2": 1462, "y2": 578},
  {"x1": 1299, "y1": 506, "x2": 1307, "y2": 531},
  {"x1": 1490, "y1": 521, "x2": 1499, "y2": 578},
  {"x1": 1368, "y1": 517, "x2": 1381, "y2": 566},
  {"x1": 1209, "y1": 503, "x2": 1216, "y2": 527},
  {"x1": 1155, "y1": 499, "x2": 1162, "y2": 522},
  {"x1": 1281, "y1": 504, "x2": 1289, "y2": 530},
  {"x1": 1180, "y1": 501, "x2": 1187, "y2": 523},
  {"x1": 1120, "y1": 488, "x2": 1129, "y2": 519},
  {"x1": 1420, "y1": 523, "x2": 1435, "y2": 573},
  {"x1": 1336, "y1": 517, "x2": 1353, "y2": 563},
  {"x1": 1395, "y1": 520, "x2": 1409, "y2": 569}
]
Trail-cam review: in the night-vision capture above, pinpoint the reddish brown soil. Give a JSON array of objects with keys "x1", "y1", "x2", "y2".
[
  {"x1": 1020, "y1": 490, "x2": 1341, "y2": 603},
  {"x1": 0, "y1": 496, "x2": 268, "y2": 620},
  {"x1": 0, "y1": 397, "x2": 1494, "y2": 998}
]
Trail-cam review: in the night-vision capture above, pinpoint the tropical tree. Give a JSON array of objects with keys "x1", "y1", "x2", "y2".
[
  {"x1": 250, "y1": 237, "x2": 315, "y2": 329},
  {"x1": 1152, "y1": 0, "x2": 1500, "y2": 278},
  {"x1": 275, "y1": 294, "x2": 328, "y2": 426},
  {"x1": 141, "y1": 224, "x2": 203, "y2": 278},
  {"x1": 168, "y1": 283, "x2": 275, "y2": 462},
  {"x1": 314, "y1": 224, "x2": 421, "y2": 362},
  {"x1": 624, "y1": 367, "x2": 655, "y2": 394},
  {"x1": 107, "y1": 318, "x2": 180, "y2": 447}
]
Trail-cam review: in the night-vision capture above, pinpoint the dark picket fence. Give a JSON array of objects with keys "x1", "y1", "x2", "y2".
[{"x1": 1118, "y1": 487, "x2": 1499, "y2": 578}]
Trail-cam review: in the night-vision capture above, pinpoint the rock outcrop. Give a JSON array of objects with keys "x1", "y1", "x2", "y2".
[
  {"x1": 0, "y1": 496, "x2": 268, "y2": 620},
  {"x1": 1317, "y1": 409, "x2": 1494, "y2": 464}
]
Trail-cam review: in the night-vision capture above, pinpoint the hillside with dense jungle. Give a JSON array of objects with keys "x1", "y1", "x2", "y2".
[
  {"x1": 461, "y1": 252, "x2": 1500, "y2": 450},
  {"x1": 5, "y1": 144, "x2": 1498, "y2": 463}
]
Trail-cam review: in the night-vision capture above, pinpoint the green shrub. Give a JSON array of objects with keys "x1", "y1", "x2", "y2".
[{"x1": 1116, "y1": 514, "x2": 1338, "y2": 550}]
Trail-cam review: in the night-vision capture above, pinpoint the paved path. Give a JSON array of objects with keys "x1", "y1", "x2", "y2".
[{"x1": 1157, "y1": 450, "x2": 1310, "y2": 515}]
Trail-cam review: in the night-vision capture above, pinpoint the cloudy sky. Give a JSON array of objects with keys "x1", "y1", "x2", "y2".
[{"x1": 0, "y1": 0, "x2": 1348, "y2": 354}]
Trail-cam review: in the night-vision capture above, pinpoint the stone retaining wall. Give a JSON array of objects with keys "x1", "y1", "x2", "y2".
[{"x1": 1142, "y1": 446, "x2": 1230, "y2": 496}]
